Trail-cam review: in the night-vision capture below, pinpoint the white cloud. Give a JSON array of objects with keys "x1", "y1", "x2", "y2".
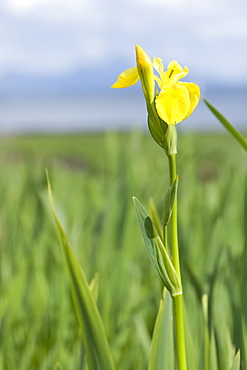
[
  {"x1": 4, "y1": 0, "x2": 44, "y2": 13},
  {"x1": 0, "y1": 0, "x2": 111, "y2": 75},
  {"x1": 3, "y1": 0, "x2": 98, "y2": 21},
  {"x1": 198, "y1": 16, "x2": 247, "y2": 40},
  {"x1": 132, "y1": 0, "x2": 182, "y2": 6},
  {"x1": 0, "y1": 0, "x2": 246, "y2": 86}
]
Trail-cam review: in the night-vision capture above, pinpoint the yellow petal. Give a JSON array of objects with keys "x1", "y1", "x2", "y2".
[
  {"x1": 163, "y1": 61, "x2": 189, "y2": 85},
  {"x1": 153, "y1": 57, "x2": 164, "y2": 75},
  {"x1": 152, "y1": 57, "x2": 163, "y2": 88},
  {"x1": 111, "y1": 67, "x2": 139, "y2": 88},
  {"x1": 180, "y1": 82, "x2": 200, "y2": 120},
  {"x1": 167, "y1": 60, "x2": 183, "y2": 74},
  {"x1": 155, "y1": 84, "x2": 190, "y2": 125}
]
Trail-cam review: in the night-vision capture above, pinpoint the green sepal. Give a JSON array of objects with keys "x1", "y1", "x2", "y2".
[
  {"x1": 133, "y1": 197, "x2": 182, "y2": 297},
  {"x1": 164, "y1": 125, "x2": 177, "y2": 156},
  {"x1": 162, "y1": 176, "x2": 179, "y2": 226},
  {"x1": 147, "y1": 110, "x2": 165, "y2": 148}
]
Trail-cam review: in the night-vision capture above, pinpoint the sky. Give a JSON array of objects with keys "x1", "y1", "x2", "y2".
[
  {"x1": 0, "y1": 0, "x2": 247, "y2": 133},
  {"x1": 0, "y1": 0, "x2": 247, "y2": 91}
]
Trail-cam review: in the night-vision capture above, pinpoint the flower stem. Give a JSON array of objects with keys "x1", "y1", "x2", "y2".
[
  {"x1": 168, "y1": 153, "x2": 187, "y2": 370},
  {"x1": 168, "y1": 154, "x2": 181, "y2": 279}
]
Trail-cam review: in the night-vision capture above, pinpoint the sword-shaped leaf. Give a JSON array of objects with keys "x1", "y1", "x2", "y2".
[
  {"x1": 148, "y1": 289, "x2": 174, "y2": 370},
  {"x1": 204, "y1": 98, "x2": 247, "y2": 152},
  {"x1": 47, "y1": 173, "x2": 115, "y2": 370},
  {"x1": 133, "y1": 197, "x2": 182, "y2": 297},
  {"x1": 162, "y1": 177, "x2": 179, "y2": 226},
  {"x1": 230, "y1": 350, "x2": 240, "y2": 370}
]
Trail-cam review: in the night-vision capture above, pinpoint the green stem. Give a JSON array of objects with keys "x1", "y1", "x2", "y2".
[
  {"x1": 173, "y1": 295, "x2": 187, "y2": 370},
  {"x1": 168, "y1": 153, "x2": 187, "y2": 370},
  {"x1": 168, "y1": 154, "x2": 181, "y2": 279}
]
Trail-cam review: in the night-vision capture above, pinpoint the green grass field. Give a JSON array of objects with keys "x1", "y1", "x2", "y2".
[{"x1": 0, "y1": 130, "x2": 246, "y2": 369}]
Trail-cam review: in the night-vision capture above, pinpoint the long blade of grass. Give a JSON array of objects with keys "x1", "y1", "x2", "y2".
[
  {"x1": 47, "y1": 172, "x2": 115, "y2": 370},
  {"x1": 207, "y1": 328, "x2": 218, "y2": 370},
  {"x1": 230, "y1": 350, "x2": 240, "y2": 370},
  {"x1": 204, "y1": 98, "x2": 247, "y2": 152},
  {"x1": 202, "y1": 295, "x2": 218, "y2": 370},
  {"x1": 148, "y1": 289, "x2": 174, "y2": 370},
  {"x1": 202, "y1": 295, "x2": 210, "y2": 370}
]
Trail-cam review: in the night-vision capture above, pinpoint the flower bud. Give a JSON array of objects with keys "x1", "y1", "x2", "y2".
[{"x1": 135, "y1": 45, "x2": 154, "y2": 104}]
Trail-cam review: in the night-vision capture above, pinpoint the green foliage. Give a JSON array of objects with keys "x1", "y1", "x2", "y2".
[
  {"x1": 0, "y1": 131, "x2": 245, "y2": 369},
  {"x1": 204, "y1": 99, "x2": 247, "y2": 152},
  {"x1": 133, "y1": 197, "x2": 181, "y2": 297},
  {"x1": 148, "y1": 289, "x2": 174, "y2": 369},
  {"x1": 47, "y1": 174, "x2": 115, "y2": 370},
  {"x1": 231, "y1": 351, "x2": 241, "y2": 370},
  {"x1": 162, "y1": 176, "x2": 178, "y2": 226}
]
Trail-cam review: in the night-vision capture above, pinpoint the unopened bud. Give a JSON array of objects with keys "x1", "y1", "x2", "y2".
[{"x1": 135, "y1": 45, "x2": 154, "y2": 104}]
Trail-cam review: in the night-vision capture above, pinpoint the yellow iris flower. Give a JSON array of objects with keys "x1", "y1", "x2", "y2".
[{"x1": 112, "y1": 46, "x2": 200, "y2": 126}]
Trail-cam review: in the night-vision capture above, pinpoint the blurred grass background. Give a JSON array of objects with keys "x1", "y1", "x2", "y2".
[{"x1": 0, "y1": 131, "x2": 246, "y2": 369}]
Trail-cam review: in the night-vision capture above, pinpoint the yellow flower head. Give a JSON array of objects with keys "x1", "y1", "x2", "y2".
[{"x1": 112, "y1": 46, "x2": 200, "y2": 126}]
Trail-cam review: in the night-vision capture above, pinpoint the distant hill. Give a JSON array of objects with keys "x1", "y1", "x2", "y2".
[
  {"x1": 0, "y1": 62, "x2": 246, "y2": 97},
  {"x1": 0, "y1": 61, "x2": 132, "y2": 96}
]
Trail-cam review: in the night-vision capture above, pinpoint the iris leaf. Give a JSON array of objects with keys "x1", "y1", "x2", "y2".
[
  {"x1": 47, "y1": 172, "x2": 115, "y2": 370},
  {"x1": 148, "y1": 289, "x2": 174, "y2": 370},
  {"x1": 133, "y1": 196, "x2": 182, "y2": 297},
  {"x1": 204, "y1": 98, "x2": 247, "y2": 152}
]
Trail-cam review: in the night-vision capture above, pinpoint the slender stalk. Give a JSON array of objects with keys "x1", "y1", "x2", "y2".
[
  {"x1": 168, "y1": 153, "x2": 187, "y2": 370},
  {"x1": 173, "y1": 295, "x2": 187, "y2": 370},
  {"x1": 168, "y1": 154, "x2": 181, "y2": 279}
]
